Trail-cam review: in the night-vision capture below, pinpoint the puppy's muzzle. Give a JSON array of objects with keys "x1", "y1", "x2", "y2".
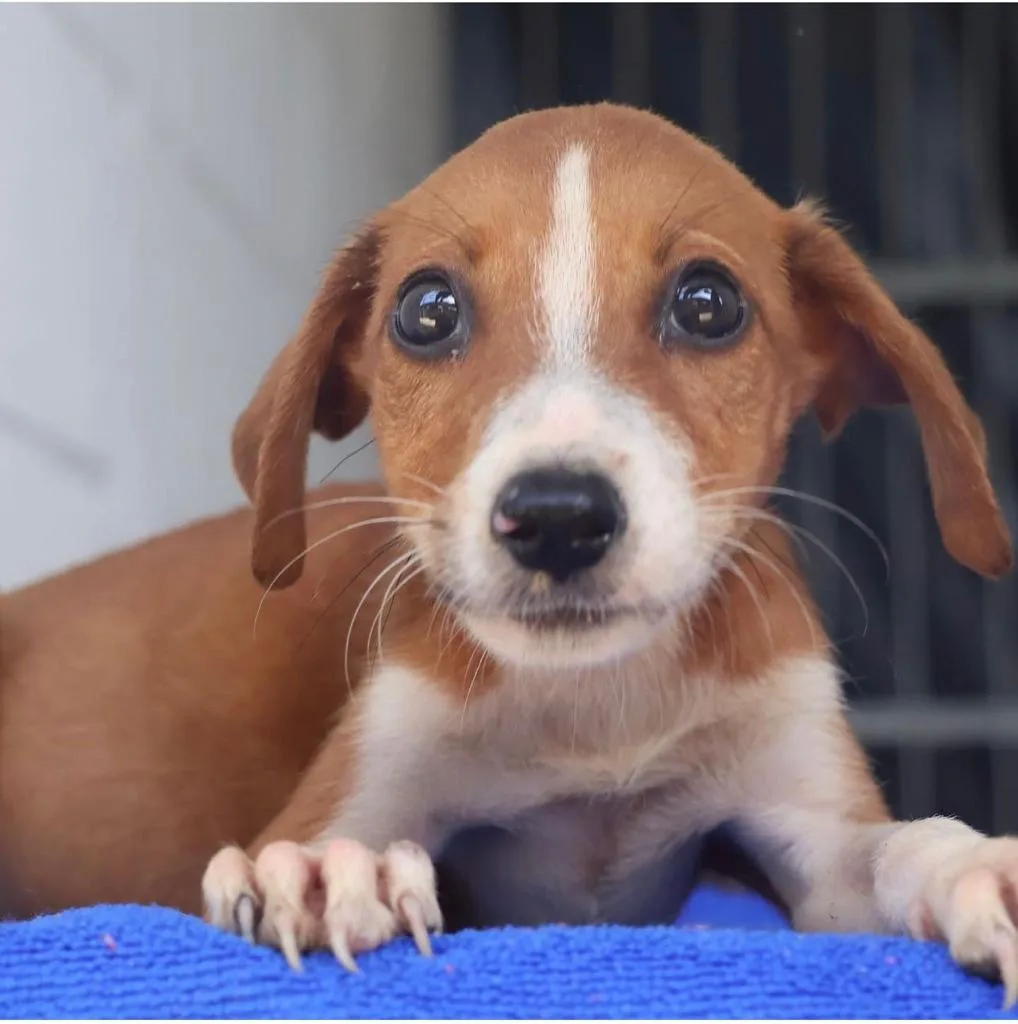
[{"x1": 491, "y1": 467, "x2": 627, "y2": 582}]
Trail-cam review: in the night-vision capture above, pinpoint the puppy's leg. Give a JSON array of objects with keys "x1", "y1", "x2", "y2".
[
  {"x1": 872, "y1": 819, "x2": 1018, "y2": 1002},
  {"x1": 202, "y1": 664, "x2": 451, "y2": 969},
  {"x1": 728, "y1": 667, "x2": 1018, "y2": 1004}
]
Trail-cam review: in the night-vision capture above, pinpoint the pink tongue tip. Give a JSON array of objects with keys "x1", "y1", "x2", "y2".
[{"x1": 492, "y1": 511, "x2": 520, "y2": 536}]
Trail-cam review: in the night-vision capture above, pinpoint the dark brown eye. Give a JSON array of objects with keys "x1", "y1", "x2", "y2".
[
  {"x1": 663, "y1": 263, "x2": 748, "y2": 347},
  {"x1": 392, "y1": 273, "x2": 467, "y2": 358}
]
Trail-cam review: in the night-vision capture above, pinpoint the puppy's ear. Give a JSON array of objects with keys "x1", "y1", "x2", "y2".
[
  {"x1": 232, "y1": 223, "x2": 383, "y2": 588},
  {"x1": 786, "y1": 200, "x2": 1012, "y2": 578}
]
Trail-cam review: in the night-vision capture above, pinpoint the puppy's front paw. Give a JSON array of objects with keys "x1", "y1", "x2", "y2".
[
  {"x1": 915, "y1": 838, "x2": 1018, "y2": 1007},
  {"x1": 202, "y1": 838, "x2": 442, "y2": 971}
]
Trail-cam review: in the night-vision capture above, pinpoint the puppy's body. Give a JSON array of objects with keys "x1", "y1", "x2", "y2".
[
  {"x1": 200, "y1": 103, "x2": 1018, "y2": 991},
  {"x1": 0, "y1": 482, "x2": 391, "y2": 916},
  {"x1": 5, "y1": 103, "x2": 1018, "y2": 1001},
  {"x1": 0, "y1": 482, "x2": 778, "y2": 925}
]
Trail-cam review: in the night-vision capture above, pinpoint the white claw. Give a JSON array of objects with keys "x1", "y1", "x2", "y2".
[
  {"x1": 995, "y1": 936, "x2": 1018, "y2": 1009},
  {"x1": 277, "y1": 916, "x2": 304, "y2": 973},
  {"x1": 400, "y1": 894, "x2": 434, "y2": 957},
  {"x1": 328, "y1": 925, "x2": 360, "y2": 973},
  {"x1": 235, "y1": 895, "x2": 258, "y2": 944}
]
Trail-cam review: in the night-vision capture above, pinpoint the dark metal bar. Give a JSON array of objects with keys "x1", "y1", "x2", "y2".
[
  {"x1": 851, "y1": 701, "x2": 1018, "y2": 746},
  {"x1": 875, "y1": 4, "x2": 934, "y2": 821},
  {"x1": 872, "y1": 260, "x2": 1018, "y2": 307},
  {"x1": 520, "y1": 4, "x2": 560, "y2": 111},
  {"x1": 611, "y1": 4, "x2": 651, "y2": 107},
  {"x1": 788, "y1": 4, "x2": 825, "y2": 196},
  {"x1": 960, "y1": 4, "x2": 1018, "y2": 834},
  {"x1": 875, "y1": 5, "x2": 913, "y2": 256},
  {"x1": 961, "y1": 5, "x2": 1004, "y2": 254},
  {"x1": 787, "y1": 4, "x2": 838, "y2": 633},
  {"x1": 699, "y1": 3, "x2": 739, "y2": 159}
]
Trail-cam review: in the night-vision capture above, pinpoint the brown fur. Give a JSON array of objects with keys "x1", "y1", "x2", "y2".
[{"x1": 0, "y1": 484, "x2": 394, "y2": 915}]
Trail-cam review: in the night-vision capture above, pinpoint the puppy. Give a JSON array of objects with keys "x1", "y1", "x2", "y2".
[
  {"x1": 2, "y1": 101, "x2": 1015, "y2": 998},
  {"x1": 193, "y1": 103, "x2": 1018, "y2": 996}
]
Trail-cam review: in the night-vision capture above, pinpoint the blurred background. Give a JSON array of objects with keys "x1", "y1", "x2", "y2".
[{"x1": 3, "y1": 4, "x2": 1018, "y2": 833}]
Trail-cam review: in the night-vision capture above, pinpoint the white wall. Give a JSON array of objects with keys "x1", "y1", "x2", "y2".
[{"x1": 0, "y1": 4, "x2": 449, "y2": 589}]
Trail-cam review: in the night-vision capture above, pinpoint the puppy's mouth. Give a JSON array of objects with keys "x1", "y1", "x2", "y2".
[
  {"x1": 434, "y1": 582, "x2": 668, "y2": 635},
  {"x1": 506, "y1": 601, "x2": 630, "y2": 632}
]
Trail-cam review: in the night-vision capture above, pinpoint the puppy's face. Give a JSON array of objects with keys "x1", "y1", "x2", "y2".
[
  {"x1": 369, "y1": 116, "x2": 804, "y2": 668},
  {"x1": 236, "y1": 105, "x2": 1011, "y2": 671}
]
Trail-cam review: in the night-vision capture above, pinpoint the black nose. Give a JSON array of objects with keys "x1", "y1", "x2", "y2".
[{"x1": 491, "y1": 468, "x2": 626, "y2": 581}]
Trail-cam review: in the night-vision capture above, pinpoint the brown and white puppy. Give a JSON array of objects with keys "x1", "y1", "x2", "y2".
[{"x1": 189, "y1": 103, "x2": 1018, "y2": 997}]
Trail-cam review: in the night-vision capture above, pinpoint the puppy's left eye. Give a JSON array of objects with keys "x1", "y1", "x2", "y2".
[
  {"x1": 662, "y1": 263, "x2": 748, "y2": 347},
  {"x1": 392, "y1": 272, "x2": 467, "y2": 358}
]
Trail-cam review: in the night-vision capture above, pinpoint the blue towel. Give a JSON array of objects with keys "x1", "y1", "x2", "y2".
[{"x1": 0, "y1": 886, "x2": 1012, "y2": 1019}]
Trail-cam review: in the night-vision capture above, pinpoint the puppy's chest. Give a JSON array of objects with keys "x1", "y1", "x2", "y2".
[
  {"x1": 362, "y1": 658, "x2": 735, "y2": 818},
  {"x1": 452, "y1": 661, "x2": 729, "y2": 796},
  {"x1": 436, "y1": 792, "x2": 705, "y2": 930},
  {"x1": 355, "y1": 661, "x2": 736, "y2": 926},
  {"x1": 431, "y1": 669, "x2": 725, "y2": 927}
]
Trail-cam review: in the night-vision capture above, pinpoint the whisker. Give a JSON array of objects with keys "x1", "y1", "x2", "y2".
[
  {"x1": 714, "y1": 550, "x2": 774, "y2": 653},
  {"x1": 693, "y1": 471, "x2": 743, "y2": 488},
  {"x1": 717, "y1": 505, "x2": 870, "y2": 636},
  {"x1": 662, "y1": 178, "x2": 763, "y2": 249},
  {"x1": 655, "y1": 151, "x2": 713, "y2": 253},
  {"x1": 718, "y1": 535, "x2": 823, "y2": 652},
  {"x1": 371, "y1": 557, "x2": 424, "y2": 661},
  {"x1": 296, "y1": 537, "x2": 402, "y2": 654},
  {"x1": 700, "y1": 586, "x2": 722, "y2": 666},
  {"x1": 262, "y1": 495, "x2": 435, "y2": 531},
  {"x1": 702, "y1": 485, "x2": 889, "y2": 573},
  {"x1": 426, "y1": 590, "x2": 445, "y2": 641},
  {"x1": 398, "y1": 471, "x2": 447, "y2": 499},
  {"x1": 343, "y1": 550, "x2": 418, "y2": 692},
  {"x1": 254, "y1": 515, "x2": 428, "y2": 636},
  {"x1": 384, "y1": 562, "x2": 428, "y2": 638},
  {"x1": 318, "y1": 435, "x2": 376, "y2": 486},
  {"x1": 459, "y1": 647, "x2": 489, "y2": 731},
  {"x1": 613, "y1": 660, "x2": 628, "y2": 738},
  {"x1": 436, "y1": 604, "x2": 456, "y2": 659},
  {"x1": 387, "y1": 208, "x2": 473, "y2": 251},
  {"x1": 415, "y1": 182, "x2": 479, "y2": 254},
  {"x1": 702, "y1": 502, "x2": 810, "y2": 561},
  {"x1": 699, "y1": 572, "x2": 734, "y2": 667}
]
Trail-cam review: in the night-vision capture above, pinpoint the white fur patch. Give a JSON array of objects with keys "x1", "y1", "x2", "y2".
[
  {"x1": 315, "y1": 653, "x2": 851, "y2": 929},
  {"x1": 538, "y1": 144, "x2": 596, "y2": 368},
  {"x1": 444, "y1": 366, "x2": 707, "y2": 668},
  {"x1": 320, "y1": 664, "x2": 457, "y2": 851}
]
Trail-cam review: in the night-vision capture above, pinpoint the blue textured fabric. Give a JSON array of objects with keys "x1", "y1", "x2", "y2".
[{"x1": 0, "y1": 886, "x2": 1013, "y2": 1019}]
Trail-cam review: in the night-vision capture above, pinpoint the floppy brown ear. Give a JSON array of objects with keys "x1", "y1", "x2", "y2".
[
  {"x1": 232, "y1": 223, "x2": 383, "y2": 588},
  {"x1": 786, "y1": 200, "x2": 1012, "y2": 578}
]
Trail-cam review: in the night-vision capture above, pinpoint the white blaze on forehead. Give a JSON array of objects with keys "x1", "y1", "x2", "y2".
[{"x1": 538, "y1": 144, "x2": 596, "y2": 367}]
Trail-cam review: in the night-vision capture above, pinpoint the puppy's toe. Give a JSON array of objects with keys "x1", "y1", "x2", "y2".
[
  {"x1": 321, "y1": 839, "x2": 397, "y2": 971},
  {"x1": 380, "y1": 840, "x2": 443, "y2": 956},
  {"x1": 934, "y1": 840, "x2": 1018, "y2": 1008},
  {"x1": 253, "y1": 841, "x2": 323, "y2": 971},
  {"x1": 202, "y1": 845, "x2": 260, "y2": 942}
]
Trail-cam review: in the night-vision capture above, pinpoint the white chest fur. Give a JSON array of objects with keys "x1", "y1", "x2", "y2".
[{"x1": 324, "y1": 653, "x2": 840, "y2": 927}]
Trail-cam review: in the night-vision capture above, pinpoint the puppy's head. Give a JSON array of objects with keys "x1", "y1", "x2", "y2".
[{"x1": 235, "y1": 104, "x2": 1012, "y2": 670}]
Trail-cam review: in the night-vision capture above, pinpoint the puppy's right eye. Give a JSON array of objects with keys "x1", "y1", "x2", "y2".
[
  {"x1": 391, "y1": 272, "x2": 467, "y2": 359},
  {"x1": 661, "y1": 262, "x2": 749, "y2": 349}
]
